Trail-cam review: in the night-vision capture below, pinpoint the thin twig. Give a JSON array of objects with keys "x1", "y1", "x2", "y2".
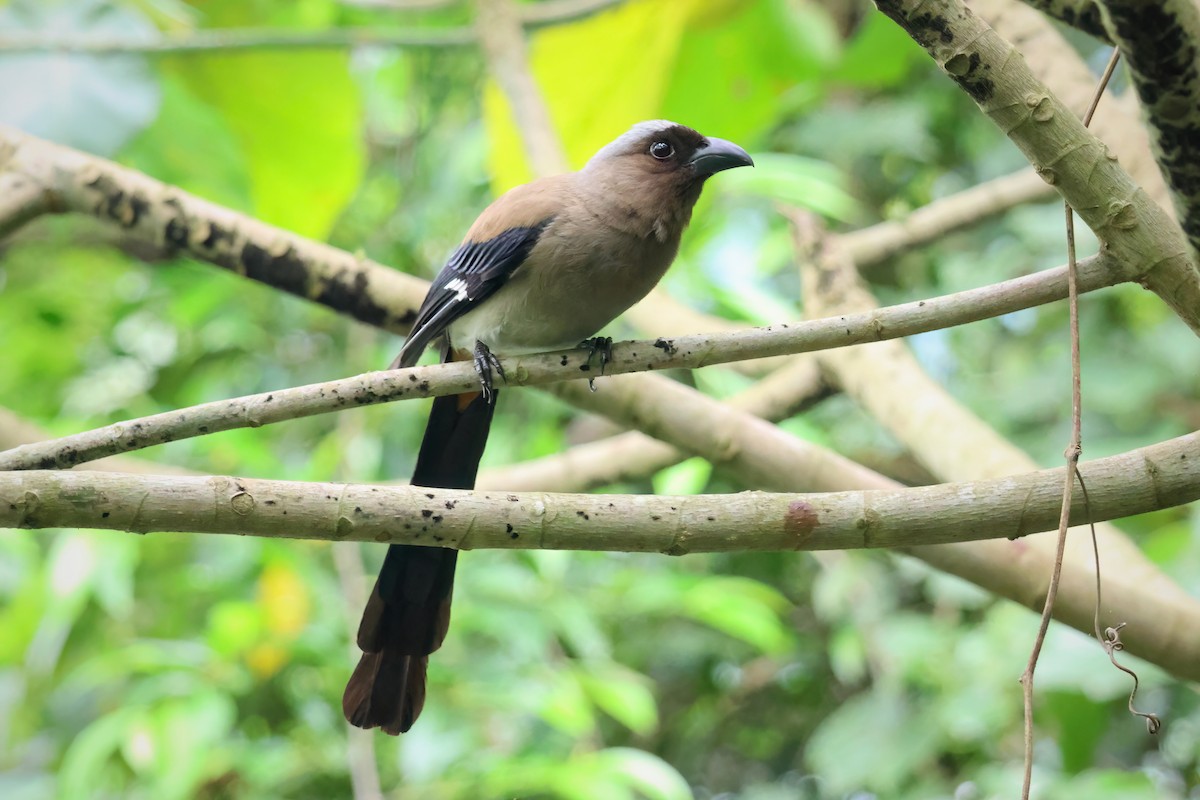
[
  {"x1": 843, "y1": 169, "x2": 1054, "y2": 269},
  {"x1": 341, "y1": 0, "x2": 458, "y2": 10},
  {"x1": 0, "y1": 0, "x2": 626, "y2": 54},
  {"x1": 0, "y1": 28, "x2": 477, "y2": 53},
  {"x1": 1082, "y1": 474, "x2": 1162, "y2": 734},
  {"x1": 0, "y1": 254, "x2": 1125, "y2": 471},
  {"x1": 1019, "y1": 48, "x2": 1119, "y2": 800}
]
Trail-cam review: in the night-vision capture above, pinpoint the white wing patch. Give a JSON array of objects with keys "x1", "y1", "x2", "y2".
[{"x1": 444, "y1": 277, "x2": 469, "y2": 301}]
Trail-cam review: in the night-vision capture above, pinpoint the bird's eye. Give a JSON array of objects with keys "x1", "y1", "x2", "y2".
[{"x1": 649, "y1": 140, "x2": 674, "y2": 160}]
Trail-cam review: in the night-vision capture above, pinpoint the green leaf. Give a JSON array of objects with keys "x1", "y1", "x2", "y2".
[
  {"x1": 832, "y1": 10, "x2": 925, "y2": 88},
  {"x1": 149, "y1": 692, "x2": 236, "y2": 800},
  {"x1": 162, "y1": 3, "x2": 362, "y2": 236},
  {"x1": 682, "y1": 576, "x2": 792, "y2": 654},
  {"x1": 806, "y1": 690, "x2": 941, "y2": 794},
  {"x1": 121, "y1": 75, "x2": 253, "y2": 211},
  {"x1": 206, "y1": 600, "x2": 263, "y2": 656},
  {"x1": 539, "y1": 669, "x2": 597, "y2": 736},
  {"x1": 579, "y1": 663, "x2": 659, "y2": 735},
  {"x1": 60, "y1": 706, "x2": 141, "y2": 799},
  {"x1": 1048, "y1": 770, "x2": 1159, "y2": 800},
  {"x1": 1042, "y1": 691, "x2": 1110, "y2": 774},
  {"x1": 717, "y1": 152, "x2": 862, "y2": 221},
  {"x1": 593, "y1": 748, "x2": 692, "y2": 800},
  {"x1": 660, "y1": 0, "x2": 838, "y2": 146}
]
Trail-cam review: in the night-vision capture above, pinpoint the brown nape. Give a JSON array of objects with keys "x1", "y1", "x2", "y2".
[{"x1": 465, "y1": 174, "x2": 574, "y2": 243}]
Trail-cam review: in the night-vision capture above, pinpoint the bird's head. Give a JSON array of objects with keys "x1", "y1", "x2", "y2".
[
  {"x1": 582, "y1": 121, "x2": 753, "y2": 240},
  {"x1": 586, "y1": 120, "x2": 753, "y2": 183}
]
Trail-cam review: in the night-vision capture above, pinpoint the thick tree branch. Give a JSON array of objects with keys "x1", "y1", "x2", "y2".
[
  {"x1": 797, "y1": 211, "x2": 1189, "y2": 602},
  {"x1": 0, "y1": 431, "x2": 1193, "y2": 554},
  {"x1": 0, "y1": 126, "x2": 427, "y2": 334},
  {"x1": 540, "y1": 371, "x2": 1200, "y2": 684},
  {"x1": 0, "y1": 253, "x2": 1126, "y2": 471},
  {"x1": 1097, "y1": 1, "x2": 1200, "y2": 263},
  {"x1": 968, "y1": 0, "x2": 1174, "y2": 218},
  {"x1": 878, "y1": 0, "x2": 1200, "y2": 336},
  {"x1": 5, "y1": 430, "x2": 1200, "y2": 679}
]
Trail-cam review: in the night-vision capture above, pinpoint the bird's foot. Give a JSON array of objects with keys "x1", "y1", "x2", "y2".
[
  {"x1": 473, "y1": 340, "x2": 506, "y2": 404},
  {"x1": 578, "y1": 336, "x2": 613, "y2": 392}
]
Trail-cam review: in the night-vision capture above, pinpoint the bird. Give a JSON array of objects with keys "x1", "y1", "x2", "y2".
[{"x1": 342, "y1": 120, "x2": 753, "y2": 734}]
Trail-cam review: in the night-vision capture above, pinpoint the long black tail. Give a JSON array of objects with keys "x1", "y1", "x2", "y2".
[{"x1": 342, "y1": 384, "x2": 496, "y2": 734}]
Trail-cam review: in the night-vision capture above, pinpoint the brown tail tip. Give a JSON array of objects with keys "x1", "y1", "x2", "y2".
[{"x1": 342, "y1": 650, "x2": 428, "y2": 735}]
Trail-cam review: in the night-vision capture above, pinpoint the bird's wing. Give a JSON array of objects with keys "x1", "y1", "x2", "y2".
[
  {"x1": 391, "y1": 220, "x2": 551, "y2": 369},
  {"x1": 391, "y1": 174, "x2": 578, "y2": 369}
]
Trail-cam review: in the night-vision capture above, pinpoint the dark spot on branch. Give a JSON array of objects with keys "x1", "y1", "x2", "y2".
[
  {"x1": 784, "y1": 500, "x2": 819, "y2": 548},
  {"x1": 1059, "y1": 4, "x2": 1108, "y2": 41},
  {"x1": 164, "y1": 215, "x2": 190, "y2": 249},
  {"x1": 201, "y1": 221, "x2": 233, "y2": 250},
  {"x1": 316, "y1": 267, "x2": 391, "y2": 328},
  {"x1": 240, "y1": 241, "x2": 308, "y2": 296}
]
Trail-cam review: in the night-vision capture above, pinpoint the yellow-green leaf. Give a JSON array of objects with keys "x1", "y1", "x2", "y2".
[{"x1": 164, "y1": 31, "x2": 362, "y2": 237}]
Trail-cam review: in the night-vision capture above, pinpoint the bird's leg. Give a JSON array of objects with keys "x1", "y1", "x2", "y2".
[
  {"x1": 578, "y1": 336, "x2": 613, "y2": 392},
  {"x1": 473, "y1": 340, "x2": 506, "y2": 404}
]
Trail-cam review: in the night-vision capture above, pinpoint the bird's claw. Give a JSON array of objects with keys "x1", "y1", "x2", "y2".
[
  {"x1": 578, "y1": 336, "x2": 613, "y2": 392},
  {"x1": 473, "y1": 340, "x2": 506, "y2": 404}
]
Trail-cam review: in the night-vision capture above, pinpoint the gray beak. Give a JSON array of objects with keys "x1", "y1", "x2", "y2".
[{"x1": 688, "y1": 137, "x2": 754, "y2": 176}]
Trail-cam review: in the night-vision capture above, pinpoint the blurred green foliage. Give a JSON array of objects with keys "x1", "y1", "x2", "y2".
[{"x1": 1, "y1": 0, "x2": 1198, "y2": 798}]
